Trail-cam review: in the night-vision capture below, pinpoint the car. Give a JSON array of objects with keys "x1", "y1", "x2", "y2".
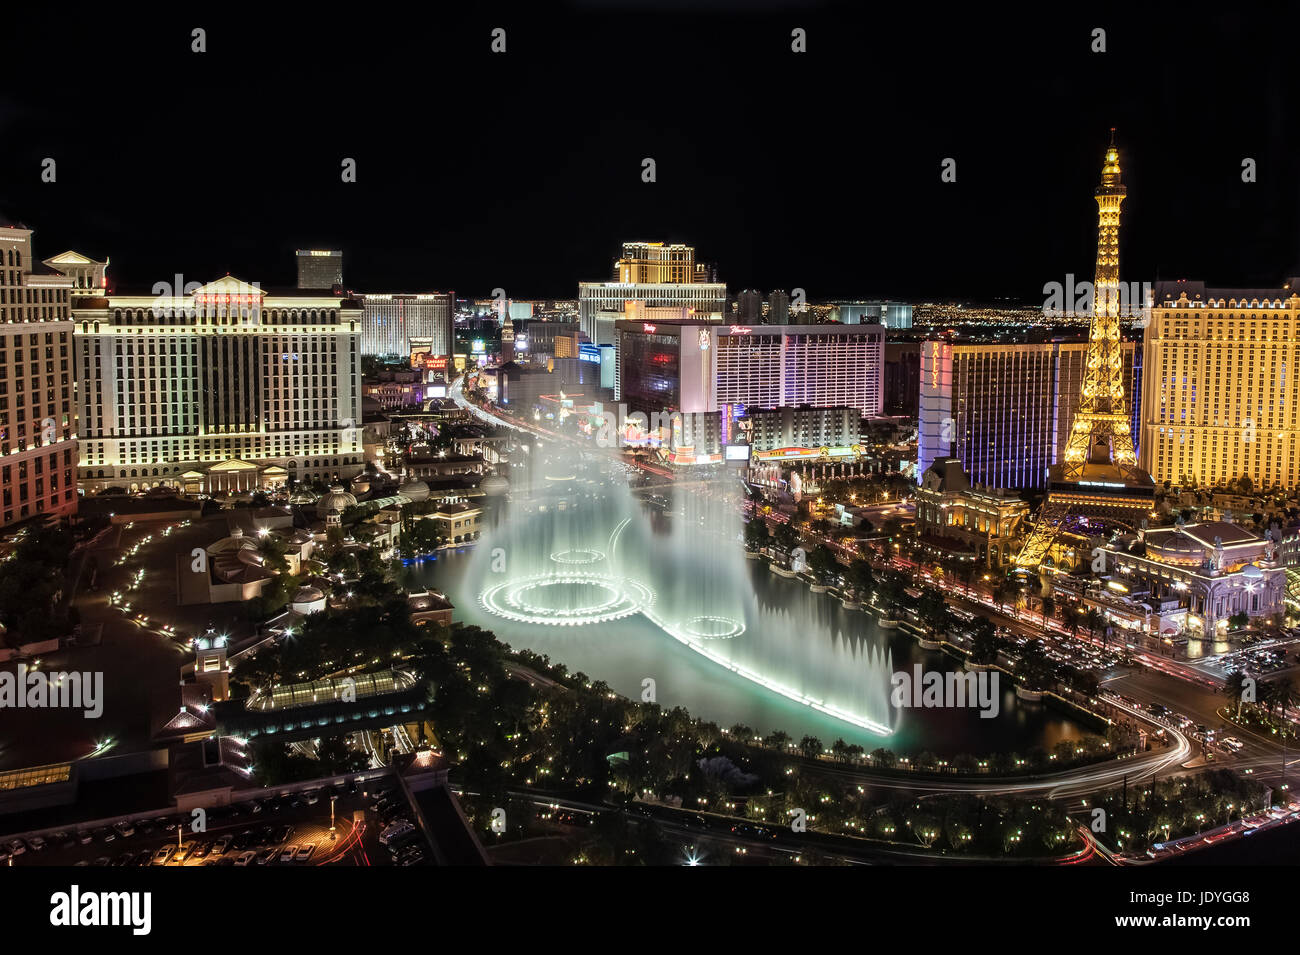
[
  {"x1": 151, "y1": 846, "x2": 176, "y2": 865},
  {"x1": 76, "y1": 831, "x2": 94, "y2": 846},
  {"x1": 248, "y1": 801, "x2": 264, "y2": 815},
  {"x1": 92, "y1": 856, "x2": 111, "y2": 866},
  {"x1": 174, "y1": 842, "x2": 196, "y2": 862},
  {"x1": 110, "y1": 852, "x2": 132, "y2": 867},
  {"x1": 275, "y1": 825, "x2": 294, "y2": 843},
  {"x1": 28, "y1": 836, "x2": 46, "y2": 852},
  {"x1": 256, "y1": 847, "x2": 278, "y2": 865},
  {"x1": 379, "y1": 823, "x2": 415, "y2": 846},
  {"x1": 1223, "y1": 737, "x2": 1244, "y2": 751},
  {"x1": 294, "y1": 844, "x2": 315, "y2": 862},
  {"x1": 113, "y1": 822, "x2": 136, "y2": 838},
  {"x1": 6, "y1": 839, "x2": 26, "y2": 857},
  {"x1": 211, "y1": 835, "x2": 233, "y2": 857},
  {"x1": 96, "y1": 828, "x2": 116, "y2": 844},
  {"x1": 303, "y1": 791, "x2": 320, "y2": 805},
  {"x1": 280, "y1": 844, "x2": 299, "y2": 862}
]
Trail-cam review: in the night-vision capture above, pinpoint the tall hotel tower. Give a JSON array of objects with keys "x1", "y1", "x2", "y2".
[
  {"x1": 578, "y1": 242, "x2": 726, "y2": 346},
  {"x1": 1140, "y1": 280, "x2": 1300, "y2": 490},
  {"x1": 74, "y1": 276, "x2": 363, "y2": 493},
  {"x1": 1014, "y1": 134, "x2": 1155, "y2": 572},
  {"x1": 0, "y1": 222, "x2": 79, "y2": 528}
]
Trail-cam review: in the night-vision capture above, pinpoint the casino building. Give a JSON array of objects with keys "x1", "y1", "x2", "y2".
[
  {"x1": 0, "y1": 222, "x2": 79, "y2": 528},
  {"x1": 73, "y1": 276, "x2": 363, "y2": 493},
  {"x1": 615, "y1": 319, "x2": 884, "y2": 465},
  {"x1": 1098, "y1": 519, "x2": 1285, "y2": 635},
  {"x1": 918, "y1": 338, "x2": 1141, "y2": 491},
  {"x1": 1139, "y1": 279, "x2": 1300, "y2": 490},
  {"x1": 357, "y1": 291, "x2": 454, "y2": 359}
]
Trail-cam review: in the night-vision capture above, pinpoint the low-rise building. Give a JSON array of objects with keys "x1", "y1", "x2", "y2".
[
  {"x1": 914, "y1": 457, "x2": 1030, "y2": 568},
  {"x1": 1100, "y1": 519, "x2": 1285, "y2": 635}
]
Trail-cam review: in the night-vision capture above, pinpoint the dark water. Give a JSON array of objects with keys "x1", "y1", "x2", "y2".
[{"x1": 417, "y1": 547, "x2": 1094, "y2": 756}]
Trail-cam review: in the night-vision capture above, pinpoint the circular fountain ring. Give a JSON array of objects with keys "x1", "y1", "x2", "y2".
[
  {"x1": 549, "y1": 548, "x2": 606, "y2": 566},
  {"x1": 677, "y1": 614, "x2": 746, "y2": 640},
  {"x1": 479, "y1": 573, "x2": 655, "y2": 627}
]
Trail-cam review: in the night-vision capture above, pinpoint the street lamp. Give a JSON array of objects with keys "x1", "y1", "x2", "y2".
[{"x1": 330, "y1": 795, "x2": 338, "y2": 839}]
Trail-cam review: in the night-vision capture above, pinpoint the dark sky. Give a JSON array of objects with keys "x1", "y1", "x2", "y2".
[{"x1": 2, "y1": 1, "x2": 1297, "y2": 302}]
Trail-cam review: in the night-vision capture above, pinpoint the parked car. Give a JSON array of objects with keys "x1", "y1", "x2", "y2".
[
  {"x1": 280, "y1": 844, "x2": 299, "y2": 863},
  {"x1": 151, "y1": 845, "x2": 176, "y2": 866},
  {"x1": 234, "y1": 850, "x2": 258, "y2": 866},
  {"x1": 294, "y1": 844, "x2": 315, "y2": 862}
]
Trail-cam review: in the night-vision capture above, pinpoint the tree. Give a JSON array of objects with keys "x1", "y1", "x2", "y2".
[
  {"x1": 807, "y1": 544, "x2": 839, "y2": 583},
  {"x1": 847, "y1": 559, "x2": 874, "y2": 599},
  {"x1": 970, "y1": 618, "x2": 1000, "y2": 666},
  {"x1": 774, "y1": 522, "x2": 800, "y2": 552},
  {"x1": 743, "y1": 519, "x2": 770, "y2": 552},
  {"x1": 799, "y1": 735, "x2": 823, "y2": 759}
]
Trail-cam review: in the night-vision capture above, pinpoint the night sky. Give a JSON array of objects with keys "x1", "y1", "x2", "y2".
[{"x1": 2, "y1": 1, "x2": 1296, "y2": 302}]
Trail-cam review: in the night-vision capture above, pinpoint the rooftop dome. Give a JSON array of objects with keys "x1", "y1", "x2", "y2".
[
  {"x1": 398, "y1": 479, "x2": 430, "y2": 503},
  {"x1": 206, "y1": 526, "x2": 261, "y2": 556},
  {"x1": 316, "y1": 484, "x2": 358, "y2": 517},
  {"x1": 480, "y1": 474, "x2": 509, "y2": 497},
  {"x1": 292, "y1": 585, "x2": 325, "y2": 603}
]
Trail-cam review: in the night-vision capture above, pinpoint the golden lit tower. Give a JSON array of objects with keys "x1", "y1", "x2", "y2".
[
  {"x1": 1014, "y1": 132, "x2": 1154, "y2": 574},
  {"x1": 1061, "y1": 130, "x2": 1140, "y2": 480}
]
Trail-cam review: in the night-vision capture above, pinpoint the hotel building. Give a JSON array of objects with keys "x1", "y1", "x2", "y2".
[
  {"x1": 1139, "y1": 280, "x2": 1300, "y2": 490},
  {"x1": 357, "y1": 292, "x2": 455, "y2": 358},
  {"x1": 1099, "y1": 519, "x2": 1285, "y2": 634},
  {"x1": 295, "y1": 249, "x2": 343, "y2": 289},
  {"x1": 918, "y1": 338, "x2": 1141, "y2": 490},
  {"x1": 745, "y1": 405, "x2": 860, "y2": 454},
  {"x1": 0, "y1": 223, "x2": 78, "y2": 528},
  {"x1": 616, "y1": 320, "x2": 884, "y2": 464},
  {"x1": 73, "y1": 276, "x2": 363, "y2": 493},
  {"x1": 579, "y1": 241, "x2": 726, "y2": 345}
]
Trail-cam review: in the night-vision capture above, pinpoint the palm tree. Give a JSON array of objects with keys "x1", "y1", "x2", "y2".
[
  {"x1": 1224, "y1": 671, "x2": 1248, "y2": 719},
  {"x1": 799, "y1": 735, "x2": 823, "y2": 759}
]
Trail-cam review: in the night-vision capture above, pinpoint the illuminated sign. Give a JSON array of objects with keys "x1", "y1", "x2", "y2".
[
  {"x1": 698, "y1": 329, "x2": 710, "y2": 351},
  {"x1": 642, "y1": 323, "x2": 657, "y2": 333},
  {"x1": 725, "y1": 444, "x2": 751, "y2": 462},
  {"x1": 579, "y1": 344, "x2": 601, "y2": 363},
  {"x1": 471, "y1": 339, "x2": 486, "y2": 354},
  {"x1": 729, "y1": 325, "x2": 752, "y2": 334}
]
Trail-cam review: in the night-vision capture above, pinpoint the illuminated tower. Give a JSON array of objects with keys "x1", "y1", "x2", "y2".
[
  {"x1": 1014, "y1": 132, "x2": 1154, "y2": 574},
  {"x1": 1060, "y1": 130, "x2": 1140, "y2": 481}
]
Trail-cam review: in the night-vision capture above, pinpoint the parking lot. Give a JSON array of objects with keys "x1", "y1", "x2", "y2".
[{"x1": 3, "y1": 779, "x2": 434, "y2": 868}]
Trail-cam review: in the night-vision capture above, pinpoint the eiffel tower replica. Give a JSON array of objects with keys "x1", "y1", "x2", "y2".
[{"x1": 1013, "y1": 132, "x2": 1155, "y2": 575}]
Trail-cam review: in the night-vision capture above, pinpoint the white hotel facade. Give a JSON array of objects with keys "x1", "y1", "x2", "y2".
[{"x1": 73, "y1": 276, "x2": 363, "y2": 493}]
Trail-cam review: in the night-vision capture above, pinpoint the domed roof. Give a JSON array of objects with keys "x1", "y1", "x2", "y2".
[
  {"x1": 292, "y1": 585, "x2": 325, "y2": 603},
  {"x1": 1242, "y1": 563, "x2": 1263, "y2": 579},
  {"x1": 480, "y1": 474, "x2": 509, "y2": 497},
  {"x1": 206, "y1": 526, "x2": 260, "y2": 556},
  {"x1": 316, "y1": 484, "x2": 358, "y2": 517},
  {"x1": 398, "y1": 479, "x2": 430, "y2": 503}
]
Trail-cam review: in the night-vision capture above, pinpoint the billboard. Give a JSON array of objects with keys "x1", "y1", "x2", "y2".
[{"x1": 724, "y1": 444, "x2": 751, "y2": 462}]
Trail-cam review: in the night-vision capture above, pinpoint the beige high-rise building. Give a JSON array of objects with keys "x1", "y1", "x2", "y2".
[
  {"x1": 615, "y1": 242, "x2": 696, "y2": 284},
  {"x1": 0, "y1": 222, "x2": 79, "y2": 528},
  {"x1": 1139, "y1": 279, "x2": 1300, "y2": 490}
]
